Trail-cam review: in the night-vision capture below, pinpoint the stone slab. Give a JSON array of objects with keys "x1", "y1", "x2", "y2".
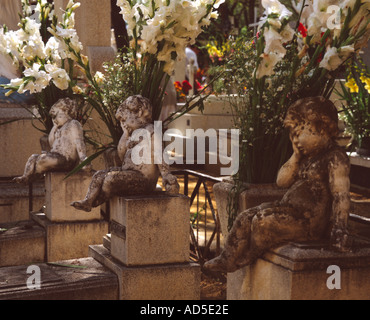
[
  {"x1": 110, "y1": 193, "x2": 190, "y2": 266},
  {"x1": 227, "y1": 239, "x2": 370, "y2": 300},
  {"x1": 0, "y1": 257, "x2": 118, "y2": 300},
  {"x1": 45, "y1": 172, "x2": 101, "y2": 222},
  {"x1": 89, "y1": 244, "x2": 200, "y2": 300},
  {"x1": 32, "y1": 213, "x2": 108, "y2": 262},
  {"x1": 0, "y1": 221, "x2": 45, "y2": 267}
]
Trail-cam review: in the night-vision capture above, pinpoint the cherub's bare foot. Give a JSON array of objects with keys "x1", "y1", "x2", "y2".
[
  {"x1": 13, "y1": 176, "x2": 29, "y2": 184},
  {"x1": 71, "y1": 200, "x2": 92, "y2": 212}
]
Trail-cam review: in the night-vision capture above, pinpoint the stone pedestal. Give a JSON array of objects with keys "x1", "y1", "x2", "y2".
[
  {"x1": 45, "y1": 172, "x2": 101, "y2": 222},
  {"x1": 228, "y1": 240, "x2": 370, "y2": 300},
  {"x1": 91, "y1": 193, "x2": 201, "y2": 300},
  {"x1": 32, "y1": 171, "x2": 108, "y2": 261},
  {"x1": 32, "y1": 212, "x2": 108, "y2": 262},
  {"x1": 109, "y1": 194, "x2": 190, "y2": 266}
]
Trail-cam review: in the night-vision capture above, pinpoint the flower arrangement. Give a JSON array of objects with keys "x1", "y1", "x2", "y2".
[
  {"x1": 0, "y1": 0, "x2": 91, "y2": 134},
  {"x1": 216, "y1": 0, "x2": 370, "y2": 228},
  {"x1": 116, "y1": 0, "x2": 225, "y2": 121},
  {"x1": 337, "y1": 58, "x2": 370, "y2": 155}
]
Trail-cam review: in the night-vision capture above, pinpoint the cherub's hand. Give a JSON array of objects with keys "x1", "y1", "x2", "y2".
[
  {"x1": 290, "y1": 134, "x2": 302, "y2": 161},
  {"x1": 162, "y1": 173, "x2": 180, "y2": 194},
  {"x1": 82, "y1": 163, "x2": 94, "y2": 173}
]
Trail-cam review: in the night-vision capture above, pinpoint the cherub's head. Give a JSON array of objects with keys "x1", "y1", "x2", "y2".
[
  {"x1": 284, "y1": 97, "x2": 339, "y2": 155},
  {"x1": 116, "y1": 95, "x2": 152, "y2": 131},
  {"x1": 50, "y1": 98, "x2": 78, "y2": 127}
]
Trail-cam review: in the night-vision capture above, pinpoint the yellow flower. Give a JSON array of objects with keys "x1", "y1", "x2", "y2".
[
  {"x1": 345, "y1": 77, "x2": 359, "y2": 93},
  {"x1": 360, "y1": 75, "x2": 370, "y2": 94}
]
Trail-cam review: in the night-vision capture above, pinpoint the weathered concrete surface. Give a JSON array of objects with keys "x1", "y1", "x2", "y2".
[
  {"x1": 0, "y1": 180, "x2": 45, "y2": 224},
  {"x1": 45, "y1": 172, "x2": 101, "y2": 222},
  {"x1": 228, "y1": 239, "x2": 370, "y2": 300},
  {"x1": 110, "y1": 194, "x2": 190, "y2": 266},
  {"x1": 0, "y1": 257, "x2": 118, "y2": 300},
  {"x1": 32, "y1": 213, "x2": 108, "y2": 262},
  {"x1": 90, "y1": 244, "x2": 200, "y2": 300},
  {"x1": 0, "y1": 221, "x2": 45, "y2": 267}
]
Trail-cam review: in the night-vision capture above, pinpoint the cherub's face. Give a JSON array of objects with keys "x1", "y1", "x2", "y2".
[
  {"x1": 118, "y1": 108, "x2": 148, "y2": 132},
  {"x1": 289, "y1": 121, "x2": 330, "y2": 156},
  {"x1": 50, "y1": 106, "x2": 70, "y2": 128}
]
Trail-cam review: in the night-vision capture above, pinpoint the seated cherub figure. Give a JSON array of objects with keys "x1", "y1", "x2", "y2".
[
  {"x1": 14, "y1": 98, "x2": 88, "y2": 184},
  {"x1": 71, "y1": 95, "x2": 179, "y2": 212},
  {"x1": 204, "y1": 96, "x2": 351, "y2": 273}
]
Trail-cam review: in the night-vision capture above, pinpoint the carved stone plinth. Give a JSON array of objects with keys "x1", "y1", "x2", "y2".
[
  {"x1": 45, "y1": 172, "x2": 101, "y2": 222},
  {"x1": 228, "y1": 240, "x2": 370, "y2": 300},
  {"x1": 32, "y1": 212, "x2": 108, "y2": 262},
  {"x1": 90, "y1": 244, "x2": 200, "y2": 300},
  {"x1": 90, "y1": 193, "x2": 201, "y2": 300},
  {"x1": 109, "y1": 194, "x2": 190, "y2": 266}
]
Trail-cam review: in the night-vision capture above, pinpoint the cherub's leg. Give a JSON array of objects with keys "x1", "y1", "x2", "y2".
[
  {"x1": 13, "y1": 154, "x2": 40, "y2": 184},
  {"x1": 204, "y1": 205, "x2": 309, "y2": 273},
  {"x1": 71, "y1": 170, "x2": 107, "y2": 212},
  {"x1": 204, "y1": 207, "x2": 258, "y2": 273},
  {"x1": 14, "y1": 153, "x2": 70, "y2": 184}
]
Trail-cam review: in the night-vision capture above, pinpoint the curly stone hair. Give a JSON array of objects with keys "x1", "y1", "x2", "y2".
[
  {"x1": 284, "y1": 96, "x2": 339, "y2": 138},
  {"x1": 50, "y1": 98, "x2": 78, "y2": 119},
  {"x1": 115, "y1": 95, "x2": 152, "y2": 122}
]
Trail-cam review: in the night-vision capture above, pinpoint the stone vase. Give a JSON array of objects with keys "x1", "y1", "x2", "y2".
[{"x1": 214, "y1": 180, "x2": 287, "y2": 240}]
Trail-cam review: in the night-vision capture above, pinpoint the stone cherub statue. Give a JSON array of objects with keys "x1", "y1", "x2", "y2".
[
  {"x1": 204, "y1": 96, "x2": 351, "y2": 273},
  {"x1": 71, "y1": 95, "x2": 180, "y2": 212},
  {"x1": 14, "y1": 97, "x2": 89, "y2": 184}
]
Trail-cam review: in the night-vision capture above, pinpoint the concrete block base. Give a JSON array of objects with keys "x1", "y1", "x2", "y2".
[
  {"x1": 110, "y1": 194, "x2": 190, "y2": 266},
  {"x1": 0, "y1": 258, "x2": 118, "y2": 300},
  {"x1": 227, "y1": 240, "x2": 370, "y2": 300},
  {"x1": 89, "y1": 244, "x2": 200, "y2": 300},
  {"x1": 45, "y1": 172, "x2": 101, "y2": 222},
  {"x1": 32, "y1": 213, "x2": 108, "y2": 262},
  {"x1": 0, "y1": 221, "x2": 45, "y2": 267}
]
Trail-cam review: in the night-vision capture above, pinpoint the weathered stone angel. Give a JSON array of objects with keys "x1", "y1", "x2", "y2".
[
  {"x1": 14, "y1": 97, "x2": 89, "y2": 184},
  {"x1": 71, "y1": 95, "x2": 179, "y2": 212},
  {"x1": 204, "y1": 96, "x2": 352, "y2": 273}
]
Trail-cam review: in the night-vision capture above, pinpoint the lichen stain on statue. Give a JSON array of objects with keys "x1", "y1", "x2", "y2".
[
  {"x1": 13, "y1": 98, "x2": 90, "y2": 184},
  {"x1": 204, "y1": 97, "x2": 352, "y2": 273},
  {"x1": 71, "y1": 95, "x2": 180, "y2": 212}
]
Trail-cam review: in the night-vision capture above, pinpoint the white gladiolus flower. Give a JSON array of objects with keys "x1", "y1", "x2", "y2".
[
  {"x1": 45, "y1": 64, "x2": 70, "y2": 90},
  {"x1": 263, "y1": 27, "x2": 286, "y2": 56},
  {"x1": 319, "y1": 47, "x2": 342, "y2": 71},
  {"x1": 256, "y1": 52, "x2": 280, "y2": 79},
  {"x1": 22, "y1": 63, "x2": 52, "y2": 93}
]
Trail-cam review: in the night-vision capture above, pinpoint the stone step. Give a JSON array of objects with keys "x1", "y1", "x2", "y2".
[
  {"x1": 0, "y1": 221, "x2": 45, "y2": 267},
  {"x1": 0, "y1": 257, "x2": 118, "y2": 300}
]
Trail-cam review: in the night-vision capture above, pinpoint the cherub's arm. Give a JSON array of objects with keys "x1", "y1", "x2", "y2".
[
  {"x1": 70, "y1": 120, "x2": 88, "y2": 165},
  {"x1": 48, "y1": 124, "x2": 57, "y2": 152},
  {"x1": 152, "y1": 133, "x2": 179, "y2": 194},
  {"x1": 117, "y1": 126, "x2": 129, "y2": 163},
  {"x1": 276, "y1": 137, "x2": 301, "y2": 188},
  {"x1": 328, "y1": 151, "x2": 351, "y2": 251}
]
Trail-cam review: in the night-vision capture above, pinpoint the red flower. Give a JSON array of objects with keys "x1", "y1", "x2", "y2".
[
  {"x1": 181, "y1": 80, "x2": 192, "y2": 94},
  {"x1": 195, "y1": 80, "x2": 203, "y2": 91},
  {"x1": 298, "y1": 23, "x2": 307, "y2": 38}
]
